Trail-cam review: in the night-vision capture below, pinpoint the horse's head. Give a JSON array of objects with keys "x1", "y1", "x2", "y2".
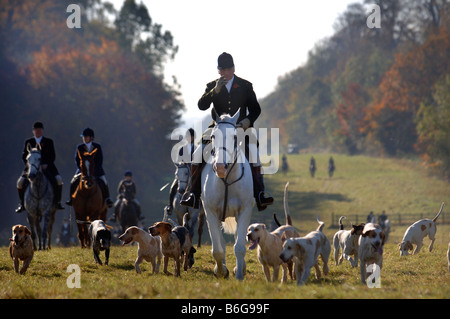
[
  {"x1": 211, "y1": 110, "x2": 240, "y2": 179},
  {"x1": 174, "y1": 163, "x2": 190, "y2": 193},
  {"x1": 26, "y1": 143, "x2": 42, "y2": 182},
  {"x1": 80, "y1": 150, "x2": 97, "y2": 189}
]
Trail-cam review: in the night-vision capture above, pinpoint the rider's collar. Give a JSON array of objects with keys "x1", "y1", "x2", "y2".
[
  {"x1": 225, "y1": 75, "x2": 235, "y2": 93},
  {"x1": 34, "y1": 136, "x2": 43, "y2": 144},
  {"x1": 84, "y1": 141, "x2": 93, "y2": 152}
]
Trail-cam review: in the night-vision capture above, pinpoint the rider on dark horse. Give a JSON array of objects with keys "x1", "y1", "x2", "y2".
[
  {"x1": 165, "y1": 128, "x2": 195, "y2": 214},
  {"x1": 180, "y1": 52, "x2": 274, "y2": 211},
  {"x1": 110, "y1": 170, "x2": 144, "y2": 221},
  {"x1": 15, "y1": 121, "x2": 64, "y2": 213},
  {"x1": 66, "y1": 128, "x2": 114, "y2": 208}
]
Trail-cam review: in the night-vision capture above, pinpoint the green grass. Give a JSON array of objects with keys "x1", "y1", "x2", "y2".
[
  {"x1": 1, "y1": 154, "x2": 449, "y2": 299},
  {"x1": 1, "y1": 241, "x2": 449, "y2": 299}
]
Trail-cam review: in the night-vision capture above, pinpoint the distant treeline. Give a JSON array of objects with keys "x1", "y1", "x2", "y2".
[
  {"x1": 259, "y1": 0, "x2": 450, "y2": 180},
  {"x1": 0, "y1": 0, "x2": 184, "y2": 225}
]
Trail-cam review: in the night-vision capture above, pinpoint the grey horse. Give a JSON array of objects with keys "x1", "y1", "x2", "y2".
[
  {"x1": 165, "y1": 163, "x2": 205, "y2": 248},
  {"x1": 24, "y1": 144, "x2": 56, "y2": 250},
  {"x1": 201, "y1": 111, "x2": 254, "y2": 280}
]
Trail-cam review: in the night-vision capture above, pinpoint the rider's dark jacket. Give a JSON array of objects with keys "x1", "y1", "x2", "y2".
[
  {"x1": 22, "y1": 137, "x2": 59, "y2": 177},
  {"x1": 198, "y1": 75, "x2": 261, "y2": 127},
  {"x1": 74, "y1": 142, "x2": 105, "y2": 177}
]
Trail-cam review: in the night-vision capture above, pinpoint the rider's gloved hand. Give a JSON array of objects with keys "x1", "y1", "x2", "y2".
[
  {"x1": 237, "y1": 118, "x2": 251, "y2": 130},
  {"x1": 214, "y1": 76, "x2": 229, "y2": 94}
]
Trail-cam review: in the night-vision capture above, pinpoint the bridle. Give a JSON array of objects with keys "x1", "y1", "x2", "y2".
[
  {"x1": 212, "y1": 120, "x2": 245, "y2": 221},
  {"x1": 26, "y1": 150, "x2": 48, "y2": 200},
  {"x1": 212, "y1": 121, "x2": 239, "y2": 170},
  {"x1": 176, "y1": 163, "x2": 191, "y2": 194}
]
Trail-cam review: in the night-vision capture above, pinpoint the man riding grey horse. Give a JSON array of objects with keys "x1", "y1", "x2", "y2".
[
  {"x1": 166, "y1": 128, "x2": 195, "y2": 214},
  {"x1": 15, "y1": 122, "x2": 64, "y2": 213},
  {"x1": 180, "y1": 52, "x2": 274, "y2": 211}
]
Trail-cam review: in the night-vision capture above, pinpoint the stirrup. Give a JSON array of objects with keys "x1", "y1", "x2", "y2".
[
  {"x1": 258, "y1": 191, "x2": 274, "y2": 205},
  {"x1": 180, "y1": 192, "x2": 200, "y2": 209},
  {"x1": 15, "y1": 204, "x2": 25, "y2": 214}
]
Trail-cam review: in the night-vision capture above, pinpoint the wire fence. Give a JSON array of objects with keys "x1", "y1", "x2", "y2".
[{"x1": 330, "y1": 212, "x2": 448, "y2": 228}]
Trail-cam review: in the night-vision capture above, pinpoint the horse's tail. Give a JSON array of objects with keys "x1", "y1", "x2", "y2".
[{"x1": 222, "y1": 217, "x2": 237, "y2": 235}]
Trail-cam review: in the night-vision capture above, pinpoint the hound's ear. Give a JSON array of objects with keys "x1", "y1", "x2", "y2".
[
  {"x1": 406, "y1": 241, "x2": 413, "y2": 251},
  {"x1": 27, "y1": 143, "x2": 32, "y2": 153},
  {"x1": 24, "y1": 226, "x2": 31, "y2": 235},
  {"x1": 296, "y1": 242, "x2": 305, "y2": 255},
  {"x1": 36, "y1": 143, "x2": 42, "y2": 151},
  {"x1": 164, "y1": 223, "x2": 172, "y2": 232}
]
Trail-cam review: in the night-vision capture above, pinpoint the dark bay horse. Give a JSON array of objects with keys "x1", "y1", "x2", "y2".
[
  {"x1": 118, "y1": 194, "x2": 139, "y2": 233},
  {"x1": 24, "y1": 144, "x2": 56, "y2": 250},
  {"x1": 72, "y1": 148, "x2": 107, "y2": 248}
]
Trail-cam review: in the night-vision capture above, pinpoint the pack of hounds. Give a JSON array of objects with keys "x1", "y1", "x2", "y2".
[{"x1": 8, "y1": 182, "x2": 449, "y2": 286}]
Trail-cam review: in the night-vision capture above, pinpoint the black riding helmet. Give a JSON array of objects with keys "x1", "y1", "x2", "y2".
[
  {"x1": 80, "y1": 127, "x2": 95, "y2": 138},
  {"x1": 124, "y1": 170, "x2": 133, "y2": 177}
]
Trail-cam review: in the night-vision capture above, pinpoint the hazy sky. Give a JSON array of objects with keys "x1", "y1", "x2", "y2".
[{"x1": 109, "y1": 0, "x2": 362, "y2": 127}]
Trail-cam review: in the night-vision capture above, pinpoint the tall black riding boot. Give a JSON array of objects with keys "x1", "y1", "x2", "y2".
[
  {"x1": 98, "y1": 179, "x2": 113, "y2": 208},
  {"x1": 55, "y1": 184, "x2": 65, "y2": 210},
  {"x1": 66, "y1": 179, "x2": 79, "y2": 206},
  {"x1": 180, "y1": 164, "x2": 202, "y2": 209},
  {"x1": 15, "y1": 187, "x2": 26, "y2": 213},
  {"x1": 165, "y1": 179, "x2": 178, "y2": 214},
  {"x1": 251, "y1": 165, "x2": 274, "y2": 211}
]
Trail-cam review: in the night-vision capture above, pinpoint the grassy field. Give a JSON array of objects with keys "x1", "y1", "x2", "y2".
[{"x1": 1, "y1": 154, "x2": 449, "y2": 299}]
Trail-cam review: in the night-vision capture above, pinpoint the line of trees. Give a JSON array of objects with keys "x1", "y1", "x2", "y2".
[
  {"x1": 0, "y1": 0, "x2": 184, "y2": 226},
  {"x1": 259, "y1": 0, "x2": 450, "y2": 179}
]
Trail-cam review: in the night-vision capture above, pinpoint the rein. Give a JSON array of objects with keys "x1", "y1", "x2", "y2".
[
  {"x1": 213, "y1": 122, "x2": 245, "y2": 222},
  {"x1": 28, "y1": 169, "x2": 49, "y2": 201}
]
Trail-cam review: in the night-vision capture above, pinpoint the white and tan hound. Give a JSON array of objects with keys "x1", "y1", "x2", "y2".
[{"x1": 398, "y1": 202, "x2": 444, "y2": 256}]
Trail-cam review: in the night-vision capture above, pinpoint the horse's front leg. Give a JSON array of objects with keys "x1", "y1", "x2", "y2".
[
  {"x1": 35, "y1": 212, "x2": 43, "y2": 250},
  {"x1": 205, "y1": 212, "x2": 228, "y2": 278},
  {"x1": 26, "y1": 214, "x2": 37, "y2": 251},
  {"x1": 46, "y1": 207, "x2": 56, "y2": 250},
  {"x1": 234, "y1": 207, "x2": 252, "y2": 280},
  {"x1": 197, "y1": 211, "x2": 205, "y2": 248}
]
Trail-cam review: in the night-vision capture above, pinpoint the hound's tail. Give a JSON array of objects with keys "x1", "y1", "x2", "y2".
[
  {"x1": 283, "y1": 181, "x2": 293, "y2": 225},
  {"x1": 273, "y1": 181, "x2": 294, "y2": 227},
  {"x1": 182, "y1": 213, "x2": 194, "y2": 238},
  {"x1": 316, "y1": 216, "x2": 325, "y2": 232},
  {"x1": 338, "y1": 216, "x2": 346, "y2": 230},
  {"x1": 273, "y1": 213, "x2": 282, "y2": 227},
  {"x1": 432, "y1": 202, "x2": 445, "y2": 222},
  {"x1": 76, "y1": 219, "x2": 91, "y2": 225}
]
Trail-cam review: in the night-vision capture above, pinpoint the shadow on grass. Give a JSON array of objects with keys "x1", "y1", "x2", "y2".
[{"x1": 257, "y1": 182, "x2": 353, "y2": 226}]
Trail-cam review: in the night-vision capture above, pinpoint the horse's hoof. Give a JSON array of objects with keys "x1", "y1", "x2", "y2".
[{"x1": 214, "y1": 265, "x2": 229, "y2": 279}]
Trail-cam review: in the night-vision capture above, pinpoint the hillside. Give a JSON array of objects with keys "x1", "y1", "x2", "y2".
[
  {"x1": 258, "y1": 154, "x2": 449, "y2": 243},
  {"x1": 258, "y1": 1, "x2": 450, "y2": 178}
]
